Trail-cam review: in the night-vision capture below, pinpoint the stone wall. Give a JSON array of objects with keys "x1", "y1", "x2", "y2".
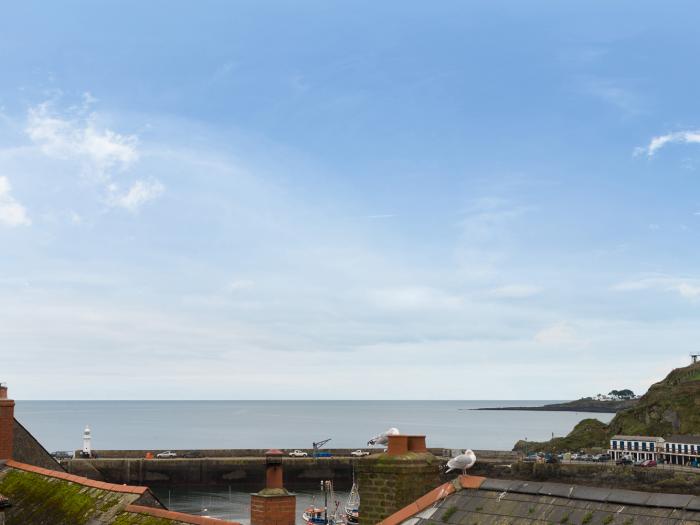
[{"x1": 357, "y1": 452, "x2": 441, "y2": 525}]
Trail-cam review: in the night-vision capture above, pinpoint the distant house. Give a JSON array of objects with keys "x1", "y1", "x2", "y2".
[
  {"x1": 661, "y1": 435, "x2": 700, "y2": 466},
  {"x1": 609, "y1": 435, "x2": 664, "y2": 462}
]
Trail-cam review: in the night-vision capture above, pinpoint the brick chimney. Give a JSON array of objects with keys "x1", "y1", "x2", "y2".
[
  {"x1": 250, "y1": 449, "x2": 295, "y2": 525},
  {"x1": 0, "y1": 384, "x2": 14, "y2": 460},
  {"x1": 357, "y1": 435, "x2": 440, "y2": 524}
]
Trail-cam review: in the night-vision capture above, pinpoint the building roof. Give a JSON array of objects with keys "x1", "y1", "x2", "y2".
[
  {"x1": 0, "y1": 460, "x2": 241, "y2": 524},
  {"x1": 379, "y1": 476, "x2": 700, "y2": 525},
  {"x1": 665, "y1": 435, "x2": 700, "y2": 445},
  {"x1": 610, "y1": 434, "x2": 665, "y2": 441}
]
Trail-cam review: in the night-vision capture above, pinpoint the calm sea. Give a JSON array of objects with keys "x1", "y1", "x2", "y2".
[{"x1": 14, "y1": 400, "x2": 613, "y2": 452}]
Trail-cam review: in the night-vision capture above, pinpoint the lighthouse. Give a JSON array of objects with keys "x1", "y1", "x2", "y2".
[{"x1": 82, "y1": 425, "x2": 92, "y2": 457}]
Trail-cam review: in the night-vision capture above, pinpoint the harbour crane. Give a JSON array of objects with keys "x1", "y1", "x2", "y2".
[{"x1": 312, "y1": 438, "x2": 331, "y2": 458}]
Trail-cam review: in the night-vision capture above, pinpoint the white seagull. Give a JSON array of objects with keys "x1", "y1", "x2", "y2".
[
  {"x1": 446, "y1": 449, "x2": 477, "y2": 475},
  {"x1": 367, "y1": 427, "x2": 400, "y2": 446}
]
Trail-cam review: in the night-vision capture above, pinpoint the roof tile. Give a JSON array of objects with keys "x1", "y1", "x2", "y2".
[
  {"x1": 125, "y1": 504, "x2": 242, "y2": 525},
  {"x1": 5, "y1": 459, "x2": 148, "y2": 495}
]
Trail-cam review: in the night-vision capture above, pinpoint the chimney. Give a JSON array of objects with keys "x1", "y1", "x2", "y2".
[
  {"x1": 357, "y1": 435, "x2": 440, "y2": 524},
  {"x1": 0, "y1": 384, "x2": 14, "y2": 460},
  {"x1": 250, "y1": 449, "x2": 295, "y2": 525}
]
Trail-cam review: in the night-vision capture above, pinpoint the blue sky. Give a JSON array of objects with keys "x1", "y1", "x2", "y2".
[{"x1": 1, "y1": 1, "x2": 699, "y2": 399}]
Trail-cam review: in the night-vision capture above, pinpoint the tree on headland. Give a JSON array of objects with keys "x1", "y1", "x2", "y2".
[{"x1": 608, "y1": 389, "x2": 635, "y2": 400}]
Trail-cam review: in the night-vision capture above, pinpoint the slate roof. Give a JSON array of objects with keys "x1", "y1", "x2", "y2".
[
  {"x1": 380, "y1": 476, "x2": 700, "y2": 525},
  {"x1": 610, "y1": 435, "x2": 665, "y2": 441},
  {"x1": 665, "y1": 434, "x2": 700, "y2": 445}
]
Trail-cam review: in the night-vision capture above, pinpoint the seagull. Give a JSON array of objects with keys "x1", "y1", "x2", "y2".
[
  {"x1": 367, "y1": 427, "x2": 400, "y2": 446},
  {"x1": 446, "y1": 449, "x2": 476, "y2": 475}
]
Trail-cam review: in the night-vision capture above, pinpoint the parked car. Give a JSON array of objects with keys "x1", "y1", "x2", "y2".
[
  {"x1": 616, "y1": 457, "x2": 633, "y2": 465},
  {"x1": 288, "y1": 450, "x2": 308, "y2": 457},
  {"x1": 183, "y1": 451, "x2": 202, "y2": 458},
  {"x1": 597, "y1": 454, "x2": 611, "y2": 462},
  {"x1": 51, "y1": 451, "x2": 72, "y2": 460},
  {"x1": 640, "y1": 459, "x2": 657, "y2": 467},
  {"x1": 156, "y1": 450, "x2": 177, "y2": 458},
  {"x1": 350, "y1": 449, "x2": 370, "y2": 457}
]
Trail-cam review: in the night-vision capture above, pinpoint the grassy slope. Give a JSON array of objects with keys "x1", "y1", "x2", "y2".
[{"x1": 513, "y1": 362, "x2": 700, "y2": 452}]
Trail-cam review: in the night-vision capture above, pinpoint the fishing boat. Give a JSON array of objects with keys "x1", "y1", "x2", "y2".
[
  {"x1": 343, "y1": 481, "x2": 360, "y2": 525},
  {"x1": 303, "y1": 480, "x2": 340, "y2": 525}
]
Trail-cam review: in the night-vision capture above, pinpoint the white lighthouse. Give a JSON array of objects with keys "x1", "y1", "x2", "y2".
[{"x1": 82, "y1": 425, "x2": 92, "y2": 457}]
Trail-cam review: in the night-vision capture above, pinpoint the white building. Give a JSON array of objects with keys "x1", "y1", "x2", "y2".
[
  {"x1": 609, "y1": 435, "x2": 664, "y2": 462},
  {"x1": 660, "y1": 435, "x2": 700, "y2": 466}
]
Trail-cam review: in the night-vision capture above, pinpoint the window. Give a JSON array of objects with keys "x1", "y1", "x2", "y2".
[
  {"x1": 612, "y1": 441, "x2": 617, "y2": 449},
  {"x1": 650, "y1": 443, "x2": 655, "y2": 451},
  {"x1": 642, "y1": 442, "x2": 647, "y2": 451},
  {"x1": 634, "y1": 442, "x2": 639, "y2": 450},
  {"x1": 684, "y1": 445, "x2": 689, "y2": 453}
]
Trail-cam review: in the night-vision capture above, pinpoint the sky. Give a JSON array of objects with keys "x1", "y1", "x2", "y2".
[{"x1": 1, "y1": 1, "x2": 699, "y2": 399}]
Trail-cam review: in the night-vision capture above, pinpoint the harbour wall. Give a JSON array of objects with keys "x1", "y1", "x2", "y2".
[
  {"x1": 63, "y1": 457, "x2": 356, "y2": 490},
  {"x1": 62, "y1": 449, "x2": 518, "y2": 489}
]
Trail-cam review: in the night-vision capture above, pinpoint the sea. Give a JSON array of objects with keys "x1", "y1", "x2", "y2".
[
  {"x1": 15, "y1": 400, "x2": 613, "y2": 453},
  {"x1": 15, "y1": 400, "x2": 614, "y2": 524}
]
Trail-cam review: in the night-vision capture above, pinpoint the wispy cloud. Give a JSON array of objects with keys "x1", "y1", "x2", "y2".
[
  {"x1": 534, "y1": 322, "x2": 578, "y2": 345},
  {"x1": 635, "y1": 130, "x2": 700, "y2": 157},
  {"x1": 24, "y1": 97, "x2": 163, "y2": 212},
  {"x1": 368, "y1": 286, "x2": 463, "y2": 311},
  {"x1": 613, "y1": 275, "x2": 700, "y2": 300},
  {"x1": 0, "y1": 176, "x2": 30, "y2": 227},
  {"x1": 110, "y1": 179, "x2": 164, "y2": 212},
  {"x1": 584, "y1": 78, "x2": 643, "y2": 116},
  {"x1": 488, "y1": 284, "x2": 541, "y2": 299}
]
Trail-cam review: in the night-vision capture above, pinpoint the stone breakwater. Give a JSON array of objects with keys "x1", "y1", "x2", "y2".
[{"x1": 61, "y1": 449, "x2": 518, "y2": 489}]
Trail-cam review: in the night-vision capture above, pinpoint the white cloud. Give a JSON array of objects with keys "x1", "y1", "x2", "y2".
[
  {"x1": 111, "y1": 180, "x2": 164, "y2": 212},
  {"x1": 613, "y1": 276, "x2": 700, "y2": 301},
  {"x1": 26, "y1": 102, "x2": 139, "y2": 180},
  {"x1": 488, "y1": 284, "x2": 541, "y2": 299},
  {"x1": 369, "y1": 286, "x2": 463, "y2": 311},
  {"x1": 636, "y1": 130, "x2": 700, "y2": 157},
  {"x1": 23, "y1": 100, "x2": 163, "y2": 213},
  {"x1": 227, "y1": 279, "x2": 255, "y2": 292},
  {"x1": 534, "y1": 322, "x2": 578, "y2": 345},
  {"x1": 0, "y1": 176, "x2": 30, "y2": 227}
]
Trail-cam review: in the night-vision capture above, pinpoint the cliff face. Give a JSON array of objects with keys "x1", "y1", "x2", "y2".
[
  {"x1": 608, "y1": 362, "x2": 700, "y2": 437},
  {"x1": 512, "y1": 362, "x2": 700, "y2": 452}
]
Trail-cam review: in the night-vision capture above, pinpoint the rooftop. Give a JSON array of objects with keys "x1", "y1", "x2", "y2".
[
  {"x1": 610, "y1": 435, "x2": 665, "y2": 441},
  {"x1": 0, "y1": 460, "x2": 241, "y2": 525},
  {"x1": 665, "y1": 435, "x2": 700, "y2": 445},
  {"x1": 380, "y1": 476, "x2": 700, "y2": 525}
]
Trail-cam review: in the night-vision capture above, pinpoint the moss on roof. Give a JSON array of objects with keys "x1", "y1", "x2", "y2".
[
  {"x1": 113, "y1": 513, "x2": 188, "y2": 525},
  {"x1": 0, "y1": 468, "x2": 132, "y2": 525}
]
